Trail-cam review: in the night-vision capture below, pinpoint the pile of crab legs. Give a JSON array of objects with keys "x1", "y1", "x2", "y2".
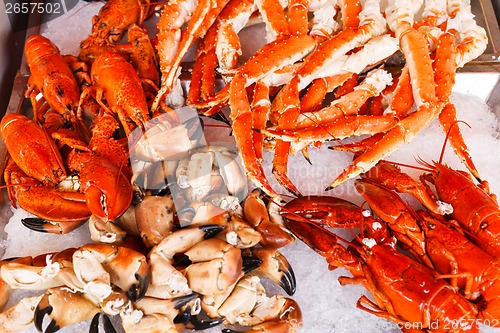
[
  {"x1": 162, "y1": 0, "x2": 488, "y2": 199},
  {"x1": 0, "y1": 0, "x2": 496, "y2": 331}
]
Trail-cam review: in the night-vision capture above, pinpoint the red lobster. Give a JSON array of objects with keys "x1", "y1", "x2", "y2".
[
  {"x1": 25, "y1": 35, "x2": 87, "y2": 124},
  {"x1": 363, "y1": 159, "x2": 500, "y2": 261},
  {"x1": 356, "y1": 177, "x2": 500, "y2": 326},
  {"x1": 282, "y1": 196, "x2": 479, "y2": 332},
  {"x1": 1, "y1": 114, "x2": 132, "y2": 233},
  {"x1": 81, "y1": 51, "x2": 151, "y2": 136}
]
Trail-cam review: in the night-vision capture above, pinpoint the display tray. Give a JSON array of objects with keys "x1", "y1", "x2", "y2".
[{"x1": 2, "y1": 1, "x2": 500, "y2": 332}]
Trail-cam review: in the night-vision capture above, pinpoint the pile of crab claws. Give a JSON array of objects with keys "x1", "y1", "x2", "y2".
[{"x1": 89, "y1": 313, "x2": 117, "y2": 333}]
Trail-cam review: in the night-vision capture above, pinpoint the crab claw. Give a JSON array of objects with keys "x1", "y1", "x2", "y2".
[
  {"x1": 89, "y1": 313, "x2": 117, "y2": 333},
  {"x1": 243, "y1": 247, "x2": 296, "y2": 296},
  {"x1": 183, "y1": 238, "x2": 243, "y2": 296},
  {"x1": 22, "y1": 218, "x2": 87, "y2": 234},
  {"x1": 243, "y1": 189, "x2": 295, "y2": 248},
  {"x1": 190, "y1": 315, "x2": 225, "y2": 330},
  {"x1": 120, "y1": 295, "x2": 195, "y2": 333},
  {"x1": 0, "y1": 295, "x2": 43, "y2": 332},
  {"x1": 35, "y1": 288, "x2": 100, "y2": 333},
  {"x1": 73, "y1": 244, "x2": 150, "y2": 302}
]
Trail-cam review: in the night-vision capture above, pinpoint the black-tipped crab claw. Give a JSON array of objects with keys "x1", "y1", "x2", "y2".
[
  {"x1": 89, "y1": 313, "x2": 117, "y2": 333},
  {"x1": 72, "y1": 244, "x2": 150, "y2": 302},
  {"x1": 242, "y1": 247, "x2": 296, "y2": 296},
  {"x1": 35, "y1": 288, "x2": 101, "y2": 333}
]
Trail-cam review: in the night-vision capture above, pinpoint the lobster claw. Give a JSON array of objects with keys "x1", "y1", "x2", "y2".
[
  {"x1": 85, "y1": 178, "x2": 132, "y2": 221},
  {"x1": 67, "y1": 151, "x2": 133, "y2": 221},
  {"x1": 284, "y1": 217, "x2": 339, "y2": 255},
  {"x1": 284, "y1": 214, "x2": 360, "y2": 272},
  {"x1": 282, "y1": 196, "x2": 366, "y2": 229}
]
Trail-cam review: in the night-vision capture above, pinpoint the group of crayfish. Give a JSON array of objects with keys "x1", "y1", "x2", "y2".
[{"x1": 0, "y1": 0, "x2": 497, "y2": 331}]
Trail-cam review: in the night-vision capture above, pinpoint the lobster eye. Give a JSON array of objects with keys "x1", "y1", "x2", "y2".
[{"x1": 428, "y1": 223, "x2": 435, "y2": 229}]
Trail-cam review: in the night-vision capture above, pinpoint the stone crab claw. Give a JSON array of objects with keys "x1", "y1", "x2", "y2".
[
  {"x1": 215, "y1": 276, "x2": 302, "y2": 333},
  {"x1": 182, "y1": 238, "x2": 243, "y2": 297},
  {"x1": 72, "y1": 244, "x2": 150, "y2": 302},
  {"x1": 242, "y1": 247, "x2": 296, "y2": 296},
  {"x1": 131, "y1": 108, "x2": 205, "y2": 163},
  {"x1": 34, "y1": 288, "x2": 102, "y2": 333},
  {"x1": 146, "y1": 224, "x2": 225, "y2": 299},
  {"x1": 21, "y1": 218, "x2": 88, "y2": 234},
  {"x1": 243, "y1": 189, "x2": 295, "y2": 248},
  {"x1": 120, "y1": 293, "x2": 199, "y2": 333},
  {"x1": 0, "y1": 295, "x2": 43, "y2": 333}
]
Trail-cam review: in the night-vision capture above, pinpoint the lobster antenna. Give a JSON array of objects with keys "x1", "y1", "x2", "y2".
[{"x1": 439, "y1": 120, "x2": 471, "y2": 165}]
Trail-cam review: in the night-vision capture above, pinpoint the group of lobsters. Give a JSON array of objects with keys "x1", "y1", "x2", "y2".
[{"x1": 0, "y1": 0, "x2": 498, "y2": 331}]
